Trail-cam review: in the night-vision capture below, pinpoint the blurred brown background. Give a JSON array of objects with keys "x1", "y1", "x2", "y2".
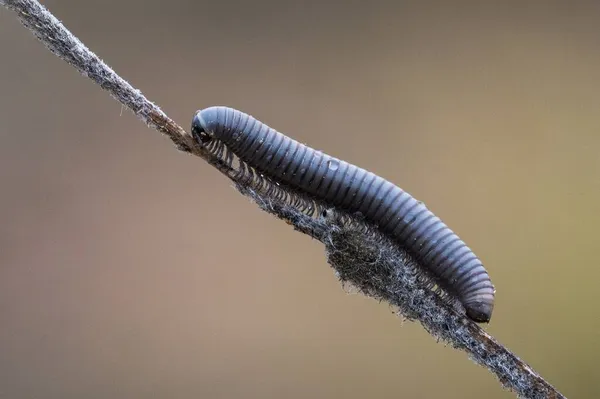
[{"x1": 1, "y1": 1, "x2": 598, "y2": 398}]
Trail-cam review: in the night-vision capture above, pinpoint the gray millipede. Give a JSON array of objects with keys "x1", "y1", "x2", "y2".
[{"x1": 191, "y1": 106, "x2": 496, "y2": 323}]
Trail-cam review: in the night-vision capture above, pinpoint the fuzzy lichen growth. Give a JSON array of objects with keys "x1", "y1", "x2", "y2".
[{"x1": 238, "y1": 183, "x2": 565, "y2": 399}]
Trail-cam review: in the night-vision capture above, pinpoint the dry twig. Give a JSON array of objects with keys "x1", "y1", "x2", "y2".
[{"x1": 0, "y1": 1, "x2": 566, "y2": 398}]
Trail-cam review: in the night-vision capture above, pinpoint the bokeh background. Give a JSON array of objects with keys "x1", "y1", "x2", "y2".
[{"x1": 1, "y1": 1, "x2": 598, "y2": 398}]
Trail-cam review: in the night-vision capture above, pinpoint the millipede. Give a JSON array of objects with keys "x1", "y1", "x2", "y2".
[{"x1": 191, "y1": 106, "x2": 496, "y2": 323}]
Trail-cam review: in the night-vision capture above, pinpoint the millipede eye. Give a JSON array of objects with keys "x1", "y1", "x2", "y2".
[
  {"x1": 198, "y1": 131, "x2": 212, "y2": 144},
  {"x1": 191, "y1": 125, "x2": 212, "y2": 144}
]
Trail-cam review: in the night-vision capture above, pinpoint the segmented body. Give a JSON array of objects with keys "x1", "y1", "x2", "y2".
[{"x1": 192, "y1": 106, "x2": 495, "y2": 322}]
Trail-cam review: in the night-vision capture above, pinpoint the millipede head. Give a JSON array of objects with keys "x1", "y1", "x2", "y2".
[{"x1": 191, "y1": 108, "x2": 220, "y2": 144}]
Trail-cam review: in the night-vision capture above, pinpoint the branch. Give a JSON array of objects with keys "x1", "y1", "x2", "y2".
[
  {"x1": 1, "y1": 1, "x2": 566, "y2": 398},
  {"x1": 0, "y1": 0, "x2": 230, "y2": 172}
]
